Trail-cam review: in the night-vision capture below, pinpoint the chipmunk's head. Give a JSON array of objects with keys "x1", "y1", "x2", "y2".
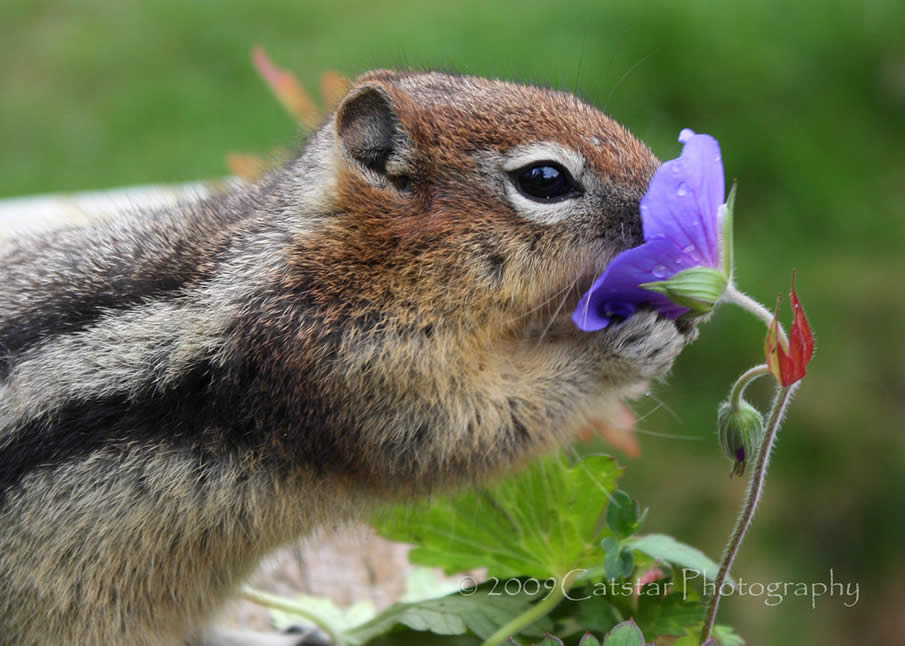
[{"x1": 290, "y1": 70, "x2": 660, "y2": 341}]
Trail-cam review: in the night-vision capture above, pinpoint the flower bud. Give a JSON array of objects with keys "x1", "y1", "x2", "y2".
[{"x1": 718, "y1": 399, "x2": 764, "y2": 477}]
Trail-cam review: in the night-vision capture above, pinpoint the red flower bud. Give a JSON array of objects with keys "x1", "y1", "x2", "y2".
[{"x1": 765, "y1": 274, "x2": 815, "y2": 387}]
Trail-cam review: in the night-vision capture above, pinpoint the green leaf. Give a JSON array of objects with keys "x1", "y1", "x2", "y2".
[
  {"x1": 641, "y1": 267, "x2": 728, "y2": 313},
  {"x1": 606, "y1": 491, "x2": 641, "y2": 538},
  {"x1": 578, "y1": 633, "x2": 603, "y2": 646},
  {"x1": 602, "y1": 619, "x2": 645, "y2": 646},
  {"x1": 602, "y1": 537, "x2": 634, "y2": 580},
  {"x1": 372, "y1": 454, "x2": 622, "y2": 579},
  {"x1": 345, "y1": 587, "x2": 549, "y2": 644},
  {"x1": 400, "y1": 566, "x2": 465, "y2": 602},
  {"x1": 713, "y1": 624, "x2": 746, "y2": 646},
  {"x1": 627, "y1": 534, "x2": 734, "y2": 586},
  {"x1": 268, "y1": 595, "x2": 376, "y2": 634},
  {"x1": 366, "y1": 633, "x2": 482, "y2": 646},
  {"x1": 635, "y1": 593, "x2": 705, "y2": 638},
  {"x1": 538, "y1": 635, "x2": 565, "y2": 646},
  {"x1": 569, "y1": 594, "x2": 622, "y2": 634},
  {"x1": 666, "y1": 624, "x2": 744, "y2": 646},
  {"x1": 267, "y1": 585, "x2": 550, "y2": 646}
]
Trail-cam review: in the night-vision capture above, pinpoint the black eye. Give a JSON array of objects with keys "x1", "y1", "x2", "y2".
[{"x1": 511, "y1": 162, "x2": 581, "y2": 202}]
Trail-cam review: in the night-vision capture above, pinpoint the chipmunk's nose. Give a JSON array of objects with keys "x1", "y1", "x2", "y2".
[
  {"x1": 592, "y1": 193, "x2": 644, "y2": 252},
  {"x1": 625, "y1": 200, "x2": 645, "y2": 247},
  {"x1": 605, "y1": 192, "x2": 645, "y2": 251}
]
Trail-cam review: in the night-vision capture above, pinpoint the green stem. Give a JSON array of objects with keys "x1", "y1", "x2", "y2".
[
  {"x1": 729, "y1": 364, "x2": 770, "y2": 409},
  {"x1": 482, "y1": 570, "x2": 578, "y2": 646},
  {"x1": 239, "y1": 585, "x2": 346, "y2": 646},
  {"x1": 722, "y1": 284, "x2": 789, "y2": 348},
  {"x1": 700, "y1": 383, "x2": 798, "y2": 644}
]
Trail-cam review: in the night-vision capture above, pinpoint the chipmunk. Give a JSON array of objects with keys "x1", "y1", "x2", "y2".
[{"x1": 0, "y1": 70, "x2": 695, "y2": 646}]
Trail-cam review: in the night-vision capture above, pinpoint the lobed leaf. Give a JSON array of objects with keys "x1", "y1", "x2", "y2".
[
  {"x1": 602, "y1": 619, "x2": 645, "y2": 646},
  {"x1": 627, "y1": 534, "x2": 732, "y2": 586},
  {"x1": 372, "y1": 454, "x2": 622, "y2": 579}
]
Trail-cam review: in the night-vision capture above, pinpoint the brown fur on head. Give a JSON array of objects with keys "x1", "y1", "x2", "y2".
[{"x1": 302, "y1": 70, "x2": 659, "y2": 327}]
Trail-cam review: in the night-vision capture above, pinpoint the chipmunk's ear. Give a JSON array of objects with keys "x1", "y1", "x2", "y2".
[{"x1": 335, "y1": 84, "x2": 409, "y2": 180}]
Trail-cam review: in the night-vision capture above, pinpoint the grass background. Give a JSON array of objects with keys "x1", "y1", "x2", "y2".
[{"x1": 2, "y1": 0, "x2": 904, "y2": 643}]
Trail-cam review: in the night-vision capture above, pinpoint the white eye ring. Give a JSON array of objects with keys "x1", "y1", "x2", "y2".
[{"x1": 502, "y1": 143, "x2": 587, "y2": 225}]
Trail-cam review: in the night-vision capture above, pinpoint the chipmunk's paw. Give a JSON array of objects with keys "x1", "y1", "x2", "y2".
[
  {"x1": 284, "y1": 625, "x2": 331, "y2": 646},
  {"x1": 601, "y1": 310, "x2": 697, "y2": 381}
]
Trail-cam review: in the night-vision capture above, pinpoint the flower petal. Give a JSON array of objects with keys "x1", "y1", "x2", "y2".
[
  {"x1": 572, "y1": 239, "x2": 692, "y2": 331},
  {"x1": 641, "y1": 131, "x2": 725, "y2": 268}
]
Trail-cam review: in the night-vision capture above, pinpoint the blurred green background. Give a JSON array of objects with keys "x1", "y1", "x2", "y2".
[{"x1": 2, "y1": 0, "x2": 903, "y2": 643}]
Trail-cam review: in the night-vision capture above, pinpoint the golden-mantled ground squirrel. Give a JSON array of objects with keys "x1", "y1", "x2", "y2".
[{"x1": 0, "y1": 70, "x2": 696, "y2": 645}]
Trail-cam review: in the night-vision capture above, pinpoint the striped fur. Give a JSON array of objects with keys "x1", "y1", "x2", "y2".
[{"x1": 0, "y1": 71, "x2": 694, "y2": 645}]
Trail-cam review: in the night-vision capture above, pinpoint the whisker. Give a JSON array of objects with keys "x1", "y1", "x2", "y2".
[
  {"x1": 634, "y1": 400, "x2": 664, "y2": 425},
  {"x1": 633, "y1": 426, "x2": 702, "y2": 441},
  {"x1": 579, "y1": 289, "x2": 592, "y2": 329},
  {"x1": 642, "y1": 392, "x2": 681, "y2": 423},
  {"x1": 535, "y1": 274, "x2": 581, "y2": 345},
  {"x1": 503, "y1": 278, "x2": 579, "y2": 326},
  {"x1": 567, "y1": 447, "x2": 616, "y2": 503},
  {"x1": 603, "y1": 50, "x2": 657, "y2": 113}
]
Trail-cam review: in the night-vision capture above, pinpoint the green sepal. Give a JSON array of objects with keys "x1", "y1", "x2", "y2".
[
  {"x1": 641, "y1": 267, "x2": 728, "y2": 313},
  {"x1": 720, "y1": 181, "x2": 737, "y2": 278}
]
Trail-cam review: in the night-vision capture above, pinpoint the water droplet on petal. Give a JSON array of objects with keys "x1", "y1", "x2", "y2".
[
  {"x1": 676, "y1": 182, "x2": 690, "y2": 197},
  {"x1": 652, "y1": 265, "x2": 669, "y2": 278},
  {"x1": 714, "y1": 154, "x2": 722, "y2": 163},
  {"x1": 678, "y1": 128, "x2": 695, "y2": 143},
  {"x1": 682, "y1": 244, "x2": 701, "y2": 263},
  {"x1": 671, "y1": 162, "x2": 682, "y2": 175}
]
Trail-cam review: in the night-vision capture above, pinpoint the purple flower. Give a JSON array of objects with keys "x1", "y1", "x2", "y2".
[{"x1": 573, "y1": 129, "x2": 732, "y2": 331}]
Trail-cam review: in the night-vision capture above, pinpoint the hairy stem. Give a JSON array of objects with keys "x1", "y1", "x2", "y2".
[
  {"x1": 722, "y1": 284, "x2": 788, "y2": 347},
  {"x1": 482, "y1": 570, "x2": 578, "y2": 646},
  {"x1": 700, "y1": 383, "x2": 798, "y2": 644},
  {"x1": 729, "y1": 364, "x2": 770, "y2": 409},
  {"x1": 239, "y1": 585, "x2": 346, "y2": 646}
]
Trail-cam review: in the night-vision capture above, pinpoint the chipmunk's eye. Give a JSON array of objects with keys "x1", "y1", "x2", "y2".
[{"x1": 511, "y1": 162, "x2": 581, "y2": 202}]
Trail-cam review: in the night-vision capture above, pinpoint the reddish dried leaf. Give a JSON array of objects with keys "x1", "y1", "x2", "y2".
[
  {"x1": 252, "y1": 47, "x2": 322, "y2": 129},
  {"x1": 320, "y1": 70, "x2": 352, "y2": 110},
  {"x1": 226, "y1": 153, "x2": 269, "y2": 182}
]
